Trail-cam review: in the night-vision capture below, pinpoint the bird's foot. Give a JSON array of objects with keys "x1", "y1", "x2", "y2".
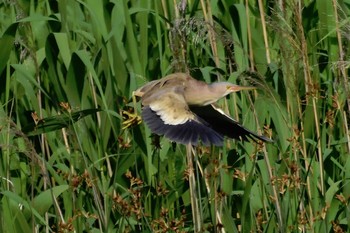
[{"x1": 121, "y1": 109, "x2": 142, "y2": 129}]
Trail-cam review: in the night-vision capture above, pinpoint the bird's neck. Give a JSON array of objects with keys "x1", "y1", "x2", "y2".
[{"x1": 184, "y1": 82, "x2": 227, "y2": 106}]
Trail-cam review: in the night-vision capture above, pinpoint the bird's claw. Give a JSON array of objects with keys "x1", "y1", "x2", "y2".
[{"x1": 122, "y1": 110, "x2": 142, "y2": 129}]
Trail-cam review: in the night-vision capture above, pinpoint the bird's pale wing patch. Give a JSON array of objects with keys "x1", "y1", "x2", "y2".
[{"x1": 148, "y1": 91, "x2": 195, "y2": 125}]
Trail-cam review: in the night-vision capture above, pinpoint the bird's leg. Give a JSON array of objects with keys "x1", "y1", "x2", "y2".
[{"x1": 121, "y1": 91, "x2": 142, "y2": 129}]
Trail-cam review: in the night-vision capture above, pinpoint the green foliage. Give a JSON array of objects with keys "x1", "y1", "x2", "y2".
[{"x1": 0, "y1": 0, "x2": 349, "y2": 232}]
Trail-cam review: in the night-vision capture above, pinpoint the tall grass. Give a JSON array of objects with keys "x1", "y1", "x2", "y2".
[{"x1": 0, "y1": 0, "x2": 349, "y2": 232}]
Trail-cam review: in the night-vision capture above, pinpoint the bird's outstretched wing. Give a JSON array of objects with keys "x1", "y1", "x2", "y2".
[
  {"x1": 141, "y1": 88, "x2": 224, "y2": 146},
  {"x1": 190, "y1": 104, "x2": 273, "y2": 143}
]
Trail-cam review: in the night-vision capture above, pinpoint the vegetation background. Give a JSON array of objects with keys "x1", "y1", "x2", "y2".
[{"x1": 0, "y1": 0, "x2": 349, "y2": 232}]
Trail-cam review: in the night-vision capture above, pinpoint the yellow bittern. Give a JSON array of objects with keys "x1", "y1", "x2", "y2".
[{"x1": 134, "y1": 73, "x2": 272, "y2": 146}]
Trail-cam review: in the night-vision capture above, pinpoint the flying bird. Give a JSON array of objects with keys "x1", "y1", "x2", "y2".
[{"x1": 134, "y1": 73, "x2": 272, "y2": 146}]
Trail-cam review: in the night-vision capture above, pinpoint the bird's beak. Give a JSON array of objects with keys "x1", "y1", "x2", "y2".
[{"x1": 228, "y1": 85, "x2": 256, "y2": 92}]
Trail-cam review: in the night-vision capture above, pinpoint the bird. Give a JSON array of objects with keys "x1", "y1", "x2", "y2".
[{"x1": 133, "y1": 73, "x2": 272, "y2": 146}]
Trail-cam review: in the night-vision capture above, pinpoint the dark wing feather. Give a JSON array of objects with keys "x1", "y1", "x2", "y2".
[{"x1": 190, "y1": 104, "x2": 273, "y2": 143}]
